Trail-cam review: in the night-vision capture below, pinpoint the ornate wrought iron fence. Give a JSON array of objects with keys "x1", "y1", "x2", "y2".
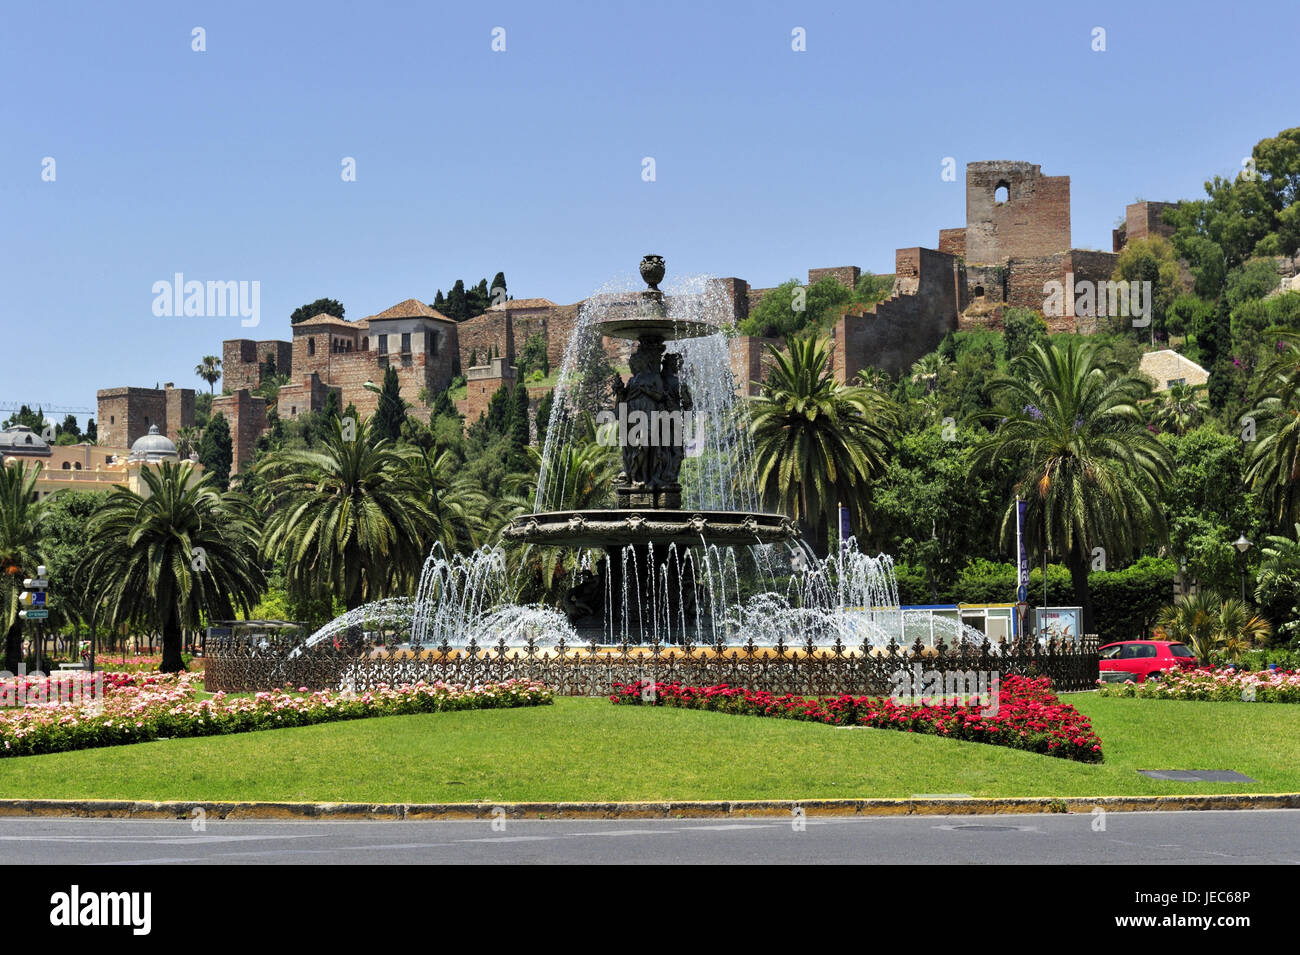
[{"x1": 203, "y1": 634, "x2": 1101, "y2": 696}]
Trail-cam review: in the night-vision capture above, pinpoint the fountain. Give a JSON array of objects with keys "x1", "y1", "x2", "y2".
[
  {"x1": 502, "y1": 256, "x2": 797, "y2": 644},
  {"x1": 292, "y1": 257, "x2": 991, "y2": 655}
]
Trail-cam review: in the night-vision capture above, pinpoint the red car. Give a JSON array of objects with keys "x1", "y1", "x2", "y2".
[{"x1": 1098, "y1": 640, "x2": 1198, "y2": 683}]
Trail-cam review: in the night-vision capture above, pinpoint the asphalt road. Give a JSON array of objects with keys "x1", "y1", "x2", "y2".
[{"x1": 2, "y1": 810, "x2": 1297, "y2": 864}]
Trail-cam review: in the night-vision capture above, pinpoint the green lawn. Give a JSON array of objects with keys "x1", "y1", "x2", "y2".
[{"x1": 0, "y1": 695, "x2": 1296, "y2": 803}]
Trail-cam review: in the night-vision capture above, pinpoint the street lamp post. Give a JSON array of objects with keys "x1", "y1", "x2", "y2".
[{"x1": 1235, "y1": 533, "x2": 1252, "y2": 602}]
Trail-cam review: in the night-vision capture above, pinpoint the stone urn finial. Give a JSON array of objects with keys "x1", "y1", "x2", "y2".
[{"x1": 640, "y1": 255, "x2": 665, "y2": 291}]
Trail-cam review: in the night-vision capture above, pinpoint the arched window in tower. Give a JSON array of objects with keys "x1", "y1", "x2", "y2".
[{"x1": 994, "y1": 182, "x2": 1010, "y2": 205}]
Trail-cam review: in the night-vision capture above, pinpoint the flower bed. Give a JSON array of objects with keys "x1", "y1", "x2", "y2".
[
  {"x1": 1097, "y1": 667, "x2": 1300, "y2": 703},
  {"x1": 611, "y1": 676, "x2": 1102, "y2": 762},
  {"x1": 1, "y1": 674, "x2": 552, "y2": 758},
  {"x1": 1, "y1": 670, "x2": 174, "y2": 707}
]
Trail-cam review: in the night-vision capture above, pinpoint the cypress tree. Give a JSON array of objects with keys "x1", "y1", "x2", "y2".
[
  {"x1": 373, "y1": 365, "x2": 406, "y2": 443},
  {"x1": 534, "y1": 390, "x2": 554, "y2": 448},
  {"x1": 199, "y1": 412, "x2": 233, "y2": 489},
  {"x1": 445, "y1": 280, "x2": 468, "y2": 322},
  {"x1": 511, "y1": 382, "x2": 531, "y2": 452}
]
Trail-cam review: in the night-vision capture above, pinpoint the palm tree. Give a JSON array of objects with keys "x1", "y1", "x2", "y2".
[
  {"x1": 856, "y1": 367, "x2": 891, "y2": 393},
  {"x1": 909, "y1": 353, "x2": 950, "y2": 393},
  {"x1": 413, "y1": 445, "x2": 490, "y2": 555},
  {"x1": 174, "y1": 425, "x2": 202, "y2": 460},
  {"x1": 1246, "y1": 329, "x2": 1300, "y2": 524},
  {"x1": 257, "y1": 416, "x2": 437, "y2": 611},
  {"x1": 973, "y1": 338, "x2": 1172, "y2": 635},
  {"x1": 1150, "y1": 381, "x2": 1209, "y2": 435},
  {"x1": 1156, "y1": 591, "x2": 1270, "y2": 664},
  {"x1": 195, "y1": 356, "x2": 222, "y2": 394},
  {"x1": 1156, "y1": 591, "x2": 1222, "y2": 662},
  {"x1": 750, "y1": 335, "x2": 897, "y2": 555},
  {"x1": 1217, "y1": 597, "x2": 1271, "y2": 662},
  {"x1": 0, "y1": 462, "x2": 49, "y2": 672},
  {"x1": 78, "y1": 461, "x2": 264, "y2": 672}
]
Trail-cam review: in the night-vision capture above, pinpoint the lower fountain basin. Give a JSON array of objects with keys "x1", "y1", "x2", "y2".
[{"x1": 503, "y1": 509, "x2": 798, "y2": 549}]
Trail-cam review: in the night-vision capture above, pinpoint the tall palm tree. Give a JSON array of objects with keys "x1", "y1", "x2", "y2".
[
  {"x1": 78, "y1": 461, "x2": 264, "y2": 672},
  {"x1": 257, "y1": 416, "x2": 437, "y2": 611},
  {"x1": 0, "y1": 462, "x2": 49, "y2": 672},
  {"x1": 1150, "y1": 381, "x2": 1209, "y2": 435},
  {"x1": 194, "y1": 356, "x2": 222, "y2": 394},
  {"x1": 1246, "y1": 329, "x2": 1300, "y2": 524},
  {"x1": 973, "y1": 338, "x2": 1172, "y2": 635},
  {"x1": 750, "y1": 335, "x2": 897, "y2": 555}
]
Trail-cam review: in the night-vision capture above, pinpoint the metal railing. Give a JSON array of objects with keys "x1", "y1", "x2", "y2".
[{"x1": 203, "y1": 633, "x2": 1101, "y2": 696}]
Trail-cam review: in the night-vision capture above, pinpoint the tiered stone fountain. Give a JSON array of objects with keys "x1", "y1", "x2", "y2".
[{"x1": 503, "y1": 257, "x2": 796, "y2": 642}]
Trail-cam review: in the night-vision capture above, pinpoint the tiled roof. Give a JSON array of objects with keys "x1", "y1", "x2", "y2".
[
  {"x1": 295, "y1": 313, "x2": 355, "y2": 329},
  {"x1": 487, "y1": 297, "x2": 558, "y2": 311},
  {"x1": 366, "y1": 298, "x2": 453, "y2": 322}
]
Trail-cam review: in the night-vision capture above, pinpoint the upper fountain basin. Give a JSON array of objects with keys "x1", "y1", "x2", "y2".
[{"x1": 503, "y1": 509, "x2": 798, "y2": 549}]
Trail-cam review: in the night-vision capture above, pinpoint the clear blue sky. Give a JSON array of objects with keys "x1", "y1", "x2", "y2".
[{"x1": 1, "y1": 0, "x2": 1292, "y2": 422}]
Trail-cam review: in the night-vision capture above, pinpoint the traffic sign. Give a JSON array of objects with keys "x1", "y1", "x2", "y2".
[
  {"x1": 22, "y1": 578, "x2": 48, "y2": 590},
  {"x1": 19, "y1": 591, "x2": 45, "y2": 608},
  {"x1": 20, "y1": 609, "x2": 48, "y2": 620}
]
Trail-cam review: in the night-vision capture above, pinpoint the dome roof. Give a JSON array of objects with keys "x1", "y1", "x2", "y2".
[
  {"x1": 0, "y1": 425, "x2": 51, "y2": 456},
  {"x1": 129, "y1": 424, "x2": 178, "y2": 462}
]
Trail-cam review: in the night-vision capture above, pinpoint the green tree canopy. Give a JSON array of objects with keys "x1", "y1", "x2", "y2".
[{"x1": 290, "y1": 298, "x2": 345, "y2": 325}]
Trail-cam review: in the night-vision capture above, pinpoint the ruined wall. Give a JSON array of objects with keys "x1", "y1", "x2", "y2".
[
  {"x1": 464, "y1": 358, "x2": 515, "y2": 425},
  {"x1": 1122, "y1": 200, "x2": 1178, "y2": 248},
  {"x1": 729, "y1": 335, "x2": 781, "y2": 397},
  {"x1": 210, "y1": 389, "x2": 267, "y2": 477},
  {"x1": 96, "y1": 385, "x2": 192, "y2": 447},
  {"x1": 222, "y1": 339, "x2": 291, "y2": 393},
  {"x1": 938, "y1": 228, "x2": 967, "y2": 258},
  {"x1": 1005, "y1": 251, "x2": 1120, "y2": 333},
  {"x1": 832, "y1": 248, "x2": 962, "y2": 380},
  {"x1": 276, "y1": 373, "x2": 340, "y2": 420},
  {"x1": 964, "y1": 161, "x2": 1071, "y2": 264},
  {"x1": 710, "y1": 278, "x2": 750, "y2": 324},
  {"x1": 964, "y1": 264, "x2": 1006, "y2": 304},
  {"x1": 456, "y1": 311, "x2": 512, "y2": 373},
  {"x1": 808, "y1": 266, "x2": 861, "y2": 290},
  {"x1": 96, "y1": 388, "x2": 166, "y2": 449},
  {"x1": 162, "y1": 384, "x2": 195, "y2": 441}
]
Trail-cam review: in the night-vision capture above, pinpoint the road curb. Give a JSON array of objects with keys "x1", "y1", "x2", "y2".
[{"x1": 0, "y1": 793, "x2": 1297, "y2": 821}]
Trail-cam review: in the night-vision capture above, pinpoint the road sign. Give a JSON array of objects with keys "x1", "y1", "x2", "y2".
[
  {"x1": 22, "y1": 578, "x2": 48, "y2": 590},
  {"x1": 20, "y1": 609, "x2": 48, "y2": 620},
  {"x1": 19, "y1": 591, "x2": 45, "y2": 608}
]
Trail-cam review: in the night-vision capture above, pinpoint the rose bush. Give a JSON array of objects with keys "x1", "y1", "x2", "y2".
[
  {"x1": 1, "y1": 674, "x2": 551, "y2": 758},
  {"x1": 611, "y1": 675, "x2": 1102, "y2": 762},
  {"x1": 1097, "y1": 667, "x2": 1300, "y2": 702}
]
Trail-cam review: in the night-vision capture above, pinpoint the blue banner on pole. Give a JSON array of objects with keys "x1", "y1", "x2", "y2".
[
  {"x1": 1016, "y1": 499, "x2": 1029, "y2": 603},
  {"x1": 839, "y1": 505, "x2": 851, "y2": 541}
]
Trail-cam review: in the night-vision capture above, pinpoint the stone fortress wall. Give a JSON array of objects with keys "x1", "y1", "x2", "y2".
[{"x1": 103, "y1": 159, "x2": 1175, "y2": 474}]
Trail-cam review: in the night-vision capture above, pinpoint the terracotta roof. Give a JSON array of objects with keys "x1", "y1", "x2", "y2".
[
  {"x1": 366, "y1": 298, "x2": 453, "y2": 322},
  {"x1": 488, "y1": 297, "x2": 558, "y2": 311},
  {"x1": 295, "y1": 313, "x2": 355, "y2": 329}
]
